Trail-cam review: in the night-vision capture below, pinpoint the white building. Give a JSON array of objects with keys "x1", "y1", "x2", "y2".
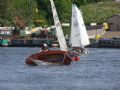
[{"x1": 0, "y1": 27, "x2": 14, "y2": 36}]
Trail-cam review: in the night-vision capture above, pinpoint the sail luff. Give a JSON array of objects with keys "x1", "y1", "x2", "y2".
[{"x1": 50, "y1": 0, "x2": 68, "y2": 51}]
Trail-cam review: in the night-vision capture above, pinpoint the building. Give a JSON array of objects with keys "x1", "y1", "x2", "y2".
[
  {"x1": 0, "y1": 27, "x2": 14, "y2": 36},
  {"x1": 107, "y1": 14, "x2": 120, "y2": 31},
  {"x1": 99, "y1": 14, "x2": 120, "y2": 38},
  {"x1": 116, "y1": 0, "x2": 120, "y2": 2}
]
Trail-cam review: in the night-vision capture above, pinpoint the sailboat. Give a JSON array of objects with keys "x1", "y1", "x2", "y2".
[
  {"x1": 70, "y1": 4, "x2": 90, "y2": 54},
  {"x1": 26, "y1": 0, "x2": 72, "y2": 66}
]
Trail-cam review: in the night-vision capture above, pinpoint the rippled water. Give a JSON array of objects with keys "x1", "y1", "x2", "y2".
[{"x1": 0, "y1": 47, "x2": 120, "y2": 90}]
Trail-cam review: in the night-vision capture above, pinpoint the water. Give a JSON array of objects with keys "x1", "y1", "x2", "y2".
[{"x1": 0, "y1": 47, "x2": 120, "y2": 90}]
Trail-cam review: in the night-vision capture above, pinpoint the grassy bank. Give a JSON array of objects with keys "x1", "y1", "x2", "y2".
[
  {"x1": 81, "y1": 2, "x2": 120, "y2": 23},
  {"x1": 0, "y1": 1, "x2": 120, "y2": 27}
]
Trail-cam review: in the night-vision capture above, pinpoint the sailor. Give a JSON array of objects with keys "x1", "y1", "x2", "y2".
[{"x1": 41, "y1": 43, "x2": 49, "y2": 51}]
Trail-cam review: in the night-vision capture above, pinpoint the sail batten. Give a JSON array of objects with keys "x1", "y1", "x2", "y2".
[{"x1": 50, "y1": 0, "x2": 68, "y2": 51}]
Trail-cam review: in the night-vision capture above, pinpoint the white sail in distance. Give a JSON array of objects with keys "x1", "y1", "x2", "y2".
[
  {"x1": 70, "y1": 4, "x2": 90, "y2": 48},
  {"x1": 50, "y1": 0, "x2": 68, "y2": 51}
]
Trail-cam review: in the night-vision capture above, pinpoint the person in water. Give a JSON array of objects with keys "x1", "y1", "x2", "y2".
[{"x1": 41, "y1": 43, "x2": 49, "y2": 51}]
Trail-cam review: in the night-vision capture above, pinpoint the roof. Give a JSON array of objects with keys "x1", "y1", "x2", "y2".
[{"x1": 108, "y1": 14, "x2": 120, "y2": 19}]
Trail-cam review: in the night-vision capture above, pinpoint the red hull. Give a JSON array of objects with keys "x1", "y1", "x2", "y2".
[
  {"x1": 26, "y1": 50, "x2": 72, "y2": 65},
  {"x1": 71, "y1": 56, "x2": 80, "y2": 61},
  {"x1": 69, "y1": 52, "x2": 80, "y2": 61}
]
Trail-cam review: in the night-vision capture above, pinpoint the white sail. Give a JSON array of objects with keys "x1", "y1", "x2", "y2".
[
  {"x1": 50, "y1": 0, "x2": 68, "y2": 51},
  {"x1": 70, "y1": 4, "x2": 90, "y2": 48}
]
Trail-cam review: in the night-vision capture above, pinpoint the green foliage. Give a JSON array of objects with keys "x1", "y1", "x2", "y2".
[
  {"x1": 36, "y1": 0, "x2": 52, "y2": 25},
  {"x1": 0, "y1": 0, "x2": 120, "y2": 27},
  {"x1": 81, "y1": 2, "x2": 120, "y2": 23},
  {"x1": 55, "y1": 0, "x2": 72, "y2": 23}
]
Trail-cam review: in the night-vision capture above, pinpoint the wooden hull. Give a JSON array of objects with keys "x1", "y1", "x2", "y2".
[{"x1": 26, "y1": 50, "x2": 72, "y2": 65}]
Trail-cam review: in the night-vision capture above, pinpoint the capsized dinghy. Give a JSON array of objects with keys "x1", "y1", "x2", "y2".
[{"x1": 26, "y1": 50, "x2": 72, "y2": 65}]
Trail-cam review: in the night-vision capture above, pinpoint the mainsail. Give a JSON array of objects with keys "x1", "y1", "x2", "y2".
[
  {"x1": 70, "y1": 4, "x2": 90, "y2": 48},
  {"x1": 50, "y1": 0, "x2": 68, "y2": 51}
]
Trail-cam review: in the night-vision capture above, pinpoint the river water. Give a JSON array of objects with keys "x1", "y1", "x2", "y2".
[{"x1": 0, "y1": 47, "x2": 120, "y2": 90}]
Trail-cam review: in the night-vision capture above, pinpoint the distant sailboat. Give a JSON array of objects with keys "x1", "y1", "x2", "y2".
[{"x1": 70, "y1": 4, "x2": 90, "y2": 54}]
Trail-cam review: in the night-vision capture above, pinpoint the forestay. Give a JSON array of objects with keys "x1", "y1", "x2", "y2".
[{"x1": 50, "y1": 0, "x2": 68, "y2": 51}]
